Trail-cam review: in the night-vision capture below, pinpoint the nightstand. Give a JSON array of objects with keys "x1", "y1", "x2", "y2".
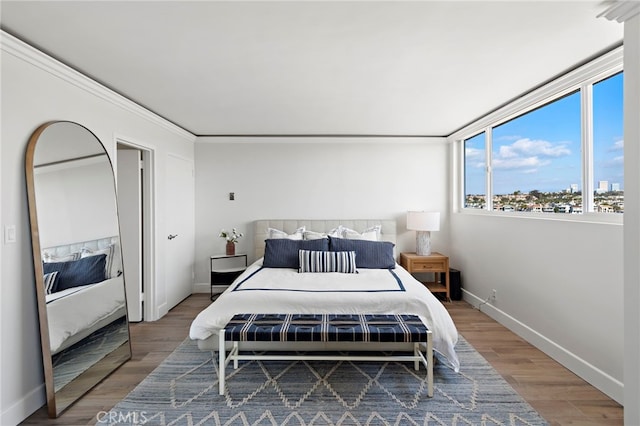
[
  {"x1": 400, "y1": 252, "x2": 450, "y2": 302},
  {"x1": 210, "y1": 254, "x2": 247, "y2": 300}
]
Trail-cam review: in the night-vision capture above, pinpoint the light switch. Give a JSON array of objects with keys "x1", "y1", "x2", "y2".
[
  {"x1": 4, "y1": 225, "x2": 16, "y2": 244},
  {"x1": 229, "y1": 192, "x2": 235, "y2": 201}
]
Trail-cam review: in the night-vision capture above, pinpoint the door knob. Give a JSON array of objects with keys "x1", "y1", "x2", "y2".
[{"x1": 168, "y1": 234, "x2": 178, "y2": 240}]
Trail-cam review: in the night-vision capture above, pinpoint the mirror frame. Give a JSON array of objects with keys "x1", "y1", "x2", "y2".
[{"x1": 25, "y1": 121, "x2": 132, "y2": 417}]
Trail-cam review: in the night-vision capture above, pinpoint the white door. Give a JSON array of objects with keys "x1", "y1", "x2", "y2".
[
  {"x1": 116, "y1": 148, "x2": 143, "y2": 321},
  {"x1": 165, "y1": 154, "x2": 195, "y2": 310}
]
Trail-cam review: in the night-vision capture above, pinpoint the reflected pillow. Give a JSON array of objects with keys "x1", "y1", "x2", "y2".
[
  {"x1": 299, "y1": 250, "x2": 357, "y2": 273},
  {"x1": 267, "y1": 226, "x2": 305, "y2": 240},
  {"x1": 263, "y1": 238, "x2": 329, "y2": 269},
  {"x1": 43, "y1": 254, "x2": 107, "y2": 293},
  {"x1": 328, "y1": 236, "x2": 395, "y2": 269},
  {"x1": 43, "y1": 271, "x2": 59, "y2": 295},
  {"x1": 42, "y1": 252, "x2": 80, "y2": 263},
  {"x1": 81, "y1": 244, "x2": 121, "y2": 278}
]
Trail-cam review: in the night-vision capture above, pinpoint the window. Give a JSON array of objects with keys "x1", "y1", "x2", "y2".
[
  {"x1": 464, "y1": 132, "x2": 486, "y2": 209},
  {"x1": 492, "y1": 92, "x2": 581, "y2": 213},
  {"x1": 593, "y1": 72, "x2": 624, "y2": 213},
  {"x1": 454, "y1": 48, "x2": 623, "y2": 216}
]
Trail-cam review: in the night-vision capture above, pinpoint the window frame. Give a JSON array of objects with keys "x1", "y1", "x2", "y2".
[{"x1": 451, "y1": 46, "x2": 623, "y2": 224}]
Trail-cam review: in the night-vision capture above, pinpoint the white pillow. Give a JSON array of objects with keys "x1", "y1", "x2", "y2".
[
  {"x1": 42, "y1": 252, "x2": 80, "y2": 263},
  {"x1": 341, "y1": 225, "x2": 381, "y2": 241},
  {"x1": 303, "y1": 228, "x2": 343, "y2": 240},
  {"x1": 267, "y1": 226, "x2": 305, "y2": 240}
]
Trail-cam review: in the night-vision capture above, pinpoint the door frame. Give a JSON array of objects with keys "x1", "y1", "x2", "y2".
[{"x1": 114, "y1": 135, "x2": 157, "y2": 321}]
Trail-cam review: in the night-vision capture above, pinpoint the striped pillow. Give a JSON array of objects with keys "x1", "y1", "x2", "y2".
[
  {"x1": 299, "y1": 250, "x2": 357, "y2": 273},
  {"x1": 43, "y1": 271, "x2": 59, "y2": 295}
]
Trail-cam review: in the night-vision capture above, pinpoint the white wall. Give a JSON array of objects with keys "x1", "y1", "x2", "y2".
[
  {"x1": 449, "y1": 212, "x2": 623, "y2": 402},
  {"x1": 193, "y1": 137, "x2": 449, "y2": 287},
  {"x1": 623, "y1": 11, "x2": 640, "y2": 426},
  {"x1": 0, "y1": 34, "x2": 195, "y2": 424},
  {"x1": 35, "y1": 161, "x2": 118, "y2": 248}
]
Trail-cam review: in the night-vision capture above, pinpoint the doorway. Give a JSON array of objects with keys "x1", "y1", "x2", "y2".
[{"x1": 116, "y1": 142, "x2": 154, "y2": 322}]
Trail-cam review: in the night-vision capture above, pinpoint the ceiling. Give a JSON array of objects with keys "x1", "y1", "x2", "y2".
[{"x1": 1, "y1": 1, "x2": 623, "y2": 137}]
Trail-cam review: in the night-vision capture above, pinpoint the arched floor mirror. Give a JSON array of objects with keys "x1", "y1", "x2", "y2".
[{"x1": 25, "y1": 121, "x2": 131, "y2": 417}]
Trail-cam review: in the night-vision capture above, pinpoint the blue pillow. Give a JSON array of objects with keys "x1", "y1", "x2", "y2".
[
  {"x1": 43, "y1": 254, "x2": 107, "y2": 292},
  {"x1": 328, "y1": 236, "x2": 396, "y2": 269},
  {"x1": 263, "y1": 238, "x2": 329, "y2": 269}
]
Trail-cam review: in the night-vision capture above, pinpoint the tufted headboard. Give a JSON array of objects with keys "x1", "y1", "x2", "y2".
[{"x1": 253, "y1": 219, "x2": 397, "y2": 259}]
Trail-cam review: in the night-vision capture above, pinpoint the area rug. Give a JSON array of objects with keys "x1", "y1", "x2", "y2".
[{"x1": 100, "y1": 337, "x2": 548, "y2": 425}]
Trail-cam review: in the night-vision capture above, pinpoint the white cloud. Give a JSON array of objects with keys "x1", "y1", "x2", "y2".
[
  {"x1": 604, "y1": 155, "x2": 624, "y2": 168},
  {"x1": 499, "y1": 138, "x2": 571, "y2": 158},
  {"x1": 464, "y1": 147, "x2": 485, "y2": 168},
  {"x1": 493, "y1": 156, "x2": 551, "y2": 170},
  {"x1": 610, "y1": 139, "x2": 623, "y2": 151},
  {"x1": 492, "y1": 138, "x2": 571, "y2": 171}
]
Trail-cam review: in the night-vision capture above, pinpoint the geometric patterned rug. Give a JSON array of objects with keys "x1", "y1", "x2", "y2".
[{"x1": 101, "y1": 336, "x2": 548, "y2": 425}]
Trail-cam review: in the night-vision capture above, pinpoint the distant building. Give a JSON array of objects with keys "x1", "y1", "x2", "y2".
[
  {"x1": 570, "y1": 184, "x2": 579, "y2": 193},
  {"x1": 611, "y1": 182, "x2": 621, "y2": 191},
  {"x1": 597, "y1": 180, "x2": 609, "y2": 194}
]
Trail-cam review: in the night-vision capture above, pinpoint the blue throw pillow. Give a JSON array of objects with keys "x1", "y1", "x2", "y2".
[
  {"x1": 43, "y1": 254, "x2": 107, "y2": 292},
  {"x1": 263, "y1": 238, "x2": 329, "y2": 269},
  {"x1": 328, "y1": 236, "x2": 396, "y2": 269}
]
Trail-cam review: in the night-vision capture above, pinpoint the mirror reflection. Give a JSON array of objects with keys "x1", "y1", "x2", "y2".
[{"x1": 26, "y1": 121, "x2": 131, "y2": 417}]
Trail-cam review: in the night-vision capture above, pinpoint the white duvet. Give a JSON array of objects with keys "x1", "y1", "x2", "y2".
[
  {"x1": 190, "y1": 260, "x2": 460, "y2": 371},
  {"x1": 46, "y1": 276, "x2": 126, "y2": 354}
]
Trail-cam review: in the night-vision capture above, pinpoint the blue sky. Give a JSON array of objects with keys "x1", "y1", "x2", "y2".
[{"x1": 465, "y1": 72, "x2": 623, "y2": 195}]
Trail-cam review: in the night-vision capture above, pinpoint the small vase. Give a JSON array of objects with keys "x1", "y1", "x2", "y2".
[{"x1": 225, "y1": 241, "x2": 235, "y2": 256}]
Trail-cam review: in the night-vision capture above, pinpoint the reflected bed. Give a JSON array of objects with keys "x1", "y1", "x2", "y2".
[{"x1": 41, "y1": 236, "x2": 126, "y2": 355}]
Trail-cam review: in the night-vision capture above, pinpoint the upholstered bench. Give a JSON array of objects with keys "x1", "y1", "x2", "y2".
[{"x1": 218, "y1": 313, "x2": 433, "y2": 396}]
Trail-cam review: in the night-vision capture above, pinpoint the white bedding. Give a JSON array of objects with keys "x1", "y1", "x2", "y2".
[
  {"x1": 46, "y1": 276, "x2": 126, "y2": 354},
  {"x1": 190, "y1": 259, "x2": 460, "y2": 371}
]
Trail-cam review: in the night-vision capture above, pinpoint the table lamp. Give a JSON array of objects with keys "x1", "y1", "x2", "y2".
[{"x1": 407, "y1": 211, "x2": 440, "y2": 255}]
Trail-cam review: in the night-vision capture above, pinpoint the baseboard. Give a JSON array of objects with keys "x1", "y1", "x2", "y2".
[
  {"x1": 192, "y1": 282, "x2": 210, "y2": 293},
  {"x1": 1, "y1": 383, "x2": 45, "y2": 425},
  {"x1": 462, "y1": 289, "x2": 624, "y2": 404},
  {"x1": 158, "y1": 302, "x2": 168, "y2": 319}
]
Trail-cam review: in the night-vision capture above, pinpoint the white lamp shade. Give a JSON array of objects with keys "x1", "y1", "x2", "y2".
[{"x1": 407, "y1": 211, "x2": 440, "y2": 231}]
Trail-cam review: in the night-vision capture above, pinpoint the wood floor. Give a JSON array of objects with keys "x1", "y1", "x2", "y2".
[{"x1": 22, "y1": 293, "x2": 623, "y2": 425}]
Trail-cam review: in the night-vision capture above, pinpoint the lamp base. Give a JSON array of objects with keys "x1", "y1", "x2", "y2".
[{"x1": 416, "y1": 231, "x2": 432, "y2": 256}]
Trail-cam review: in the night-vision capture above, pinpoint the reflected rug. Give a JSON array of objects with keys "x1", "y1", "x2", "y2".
[
  {"x1": 100, "y1": 336, "x2": 547, "y2": 425},
  {"x1": 53, "y1": 316, "x2": 129, "y2": 392}
]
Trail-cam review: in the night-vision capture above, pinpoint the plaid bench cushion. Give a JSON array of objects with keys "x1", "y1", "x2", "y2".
[{"x1": 224, "y1": 313, "x2": 429, "y2": 343}]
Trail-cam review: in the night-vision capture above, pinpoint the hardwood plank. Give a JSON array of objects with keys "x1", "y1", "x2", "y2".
[
  {"x1": 21, "y1": 295, "x2": 623, "y2": 425},
  {"x1": 446, "y1": 301, "x2": 623, "y2": 426}
]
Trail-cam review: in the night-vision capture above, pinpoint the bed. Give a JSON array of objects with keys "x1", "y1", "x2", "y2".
[
  {"x1": 189, "y1": 220, "x2": 460, "y2": 371},
  {"x1": 42, "y1": 236, "x2": 127, "y2": 354}
]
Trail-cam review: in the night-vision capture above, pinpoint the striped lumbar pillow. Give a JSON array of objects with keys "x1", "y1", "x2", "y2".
[{"x1": 298, "y1": 250, "x2": 357, "y2": 273}]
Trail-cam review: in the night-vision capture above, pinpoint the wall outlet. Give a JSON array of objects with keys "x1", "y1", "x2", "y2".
[{"x1": 491, "y1": 289, "x2": 497, "y2": 301}]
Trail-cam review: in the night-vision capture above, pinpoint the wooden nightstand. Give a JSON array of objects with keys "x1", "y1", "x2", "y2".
[
  {"x1": 210, "y1": 254, "x2": 247, "y2": 300},
  {"x1": 400, "y1": 252, "x2": 450, "y2": 301}
]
